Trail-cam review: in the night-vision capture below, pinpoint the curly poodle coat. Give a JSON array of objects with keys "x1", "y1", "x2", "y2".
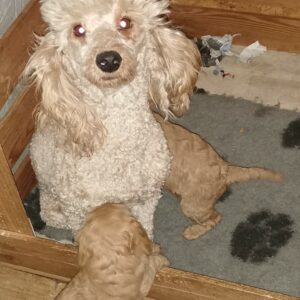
[{"x1": 25, "y1": 0, "x2": 199, "y2": 237}]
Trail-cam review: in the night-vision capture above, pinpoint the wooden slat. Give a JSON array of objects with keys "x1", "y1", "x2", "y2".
[
  {"x1": 0, "y1": 86, "x2": 37, "y2": 168},
  {"x1": 0, "y1": 0, "x2": 45, "y2": 109},
  {"x1": 0, "y1": 146, "x2": 33, "y2": 235},
  {"x1": 0, "y1": 230, "x2": 296, "y2": 300},
  {"x1": 171, "y1": 6, "x2": 300, "y2": 53},
  {"x1": 0, "y1": 264, "x2": 65, "y2": 300},
  {"x1": 171, "y1": 0, "x2": 300, "y2": 19},
  {"x1": 14, "y1": 155, "x2": 37, "y2": 201},
  {"x1": 150, "y1": 269, "x2": 296, "y2": 300},
  {"x1": 0, "y1": 230, "x2": 78, "y2": 281}
]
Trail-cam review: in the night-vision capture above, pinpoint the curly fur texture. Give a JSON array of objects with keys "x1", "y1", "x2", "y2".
[
  {"x1": 55, "y1": 203, "x2": 169, "y2": 299},
  {"x1": 24, "y1": 0, "x2": 199, "y2": 237},
  {"x1": 155, "y1": 114, "x2": 283, "y2": 240}
]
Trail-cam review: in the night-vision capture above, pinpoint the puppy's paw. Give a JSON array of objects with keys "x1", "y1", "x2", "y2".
[
  {"x1": 183, "y1": 212, "x2": 222, "y2": 240},
  {"x1": 183, "y1": 224, "x2": 210, "y2": 240}
]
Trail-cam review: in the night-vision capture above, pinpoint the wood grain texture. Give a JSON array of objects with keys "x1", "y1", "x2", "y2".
[
  {"x1": 0, "y1": 230, "x2": 296, "y2": 300},
  {"x1": 171, "y1": 0, "x2": 300, "y2": 19},
  {"x1": 0, "y1": 0, "x2": 45, "y2": 109},
  {"x1": 150, "y1": 268, "x2": 297, "y2": 300},
  {"x1": 0, "y1": 146, "x2": 33, "y2": 235},
  {"x1": 0, "y1": 263, "x2": 65, "y2": 300},
  {"x1": 14, "y1": 155, "x2": 37, "y2": 201},
  {"x1": 0, "y1": 230, "x2": 78, "y2": 281},
  {"x1": 0, "y1": 86, "x2": 37, "y2": 168},
  {"x1": 171, "y1": 6, "x2": 300, "y2": 53}
]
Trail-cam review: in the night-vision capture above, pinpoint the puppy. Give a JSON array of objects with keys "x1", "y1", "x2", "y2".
[
  {"x1": 155, "y1": 113, "x2": 283, "y2": 240},
  {"x1": 55, "y1": 203, "x2": 169, "y2": 300}
]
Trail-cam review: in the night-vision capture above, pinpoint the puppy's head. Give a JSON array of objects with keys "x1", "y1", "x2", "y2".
[{"x1": 76, "y1": 203, "x2": 153, "y2": 267}]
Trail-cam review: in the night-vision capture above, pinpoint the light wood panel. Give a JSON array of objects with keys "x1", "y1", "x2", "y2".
[
  {"x1": 0, "y1": 230, "x2": 78, "y2": 281},
  {"x1": 150, "y1": 268, "x2": 296, "y2": 300},
  {"x1": 0, "y1": 86, "x2": 37, "y2": 168},
  {"x1": 171, "y1": 0, "x2": 300, "y2": 19},
  {"x1": 0, "y1": 229, "x2": 297, "y2": 300},
  {"x1": 14, "y1": 155, "x2": 37, "y2": 201},
  {"x1": 0, "y1": 0, "x2": 44, "y2": 109},
  {"x1": 171, "y1": 6, "x2": 300, "y2": 53},
  {"x1": 0, "y1": 263, "x2": 65, "y2": 300},
  {"x1": 0, "y1": 146, "x2": 33, "y2": 235}
]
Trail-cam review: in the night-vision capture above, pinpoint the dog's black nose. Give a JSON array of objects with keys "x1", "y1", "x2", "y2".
[{"x1": 96, "y1": 51, "x2": 122, "y2": 73}]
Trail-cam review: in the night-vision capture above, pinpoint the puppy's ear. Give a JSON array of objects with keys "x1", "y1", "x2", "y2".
[
  {"x1": 126, "y1": 220, "x2": 153, "y2": 256},
  {"x1": 148, "y1": 26, "x2": 200, "y2": 117},
  {"x1": 24, "y1": 33, "x2": 105, "y2": 156}
]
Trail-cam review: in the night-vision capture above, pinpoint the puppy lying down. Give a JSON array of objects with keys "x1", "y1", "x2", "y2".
[
  {"x1": 155, "y1": 113, "x2": 284, "y2": 240},
  {"x1": 55, "y1": 203, "x2": 168, "y2": 300}
]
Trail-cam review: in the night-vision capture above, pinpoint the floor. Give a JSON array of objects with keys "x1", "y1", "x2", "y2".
[
  {"x1": 197, "y1": 46, "x2": 300, "y2": 112},
  {"x1": 0, "y1": 264, "x2": 65, "y2": 300},
  {"x1": 1, "y1": 263, "x2": 296, "y2": 300}
]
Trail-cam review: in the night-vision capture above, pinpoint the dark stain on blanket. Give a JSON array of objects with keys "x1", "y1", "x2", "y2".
[
  {"x1": 230, "y1": 210, "x2": 294, "y2": 263},
  {"x1": 282, "y1": 118, "x2": 300, "y2": 149}
]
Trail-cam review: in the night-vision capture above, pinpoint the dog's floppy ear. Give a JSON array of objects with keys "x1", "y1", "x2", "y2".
[
  {"x1": 126, "y1": 220, "x2": 153, "y2": 256},
  {"x1": 148, "y1": 26, "x2": 200, "y2": 117},
  {"x1": 24, "y1": 33, "x2": 105, "y2": 156}
]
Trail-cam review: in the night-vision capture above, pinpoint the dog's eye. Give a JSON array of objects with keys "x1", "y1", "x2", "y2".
[
  {"x1": 73, "y1": 24, "x2": 86, "y2": 37},
  {"x1": 118, "y1": 17, "x2": 131, "y2": 30}
]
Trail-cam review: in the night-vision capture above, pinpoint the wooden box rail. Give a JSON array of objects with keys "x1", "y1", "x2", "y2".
[
  {"x1": 0, "y1": 0, "x2": 298, "y2": 299},
  {"x1": 170, "y1": 0, "x2": 300, "y2": 53}
]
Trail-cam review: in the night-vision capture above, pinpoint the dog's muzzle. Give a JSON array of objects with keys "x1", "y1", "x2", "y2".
[{"x1": 96, "y1": 51, "x2": 122, "y2": 73}]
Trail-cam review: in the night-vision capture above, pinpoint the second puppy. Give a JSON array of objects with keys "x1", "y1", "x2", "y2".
[
  {"x1": 55, "y1": 203, "x2": 169, "y2": 300},
  {"x1": 155, "y1": 113, "x2": 283, "y2": 240}
]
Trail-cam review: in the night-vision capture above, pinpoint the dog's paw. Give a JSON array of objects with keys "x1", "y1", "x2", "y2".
[
  {"x1": 231, "y1": 210, "x2": 294, "y2": 263},
  {"x1": 183, "y1": 212, "x2": 222, "y2": 240},
  {"x1": 183, "y1": 224, "x2": 209, "y2": 240}
]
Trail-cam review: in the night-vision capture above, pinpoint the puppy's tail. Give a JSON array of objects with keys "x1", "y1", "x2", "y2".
[{"x1": 226, "y1": 165, "x2": 284, "y2": 185}]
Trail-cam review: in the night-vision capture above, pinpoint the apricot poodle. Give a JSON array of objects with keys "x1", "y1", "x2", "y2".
[{"x1": 55, "y1": 203, "x2": 169, "y2": 299}]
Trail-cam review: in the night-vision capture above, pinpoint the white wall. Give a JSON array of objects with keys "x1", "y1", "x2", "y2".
[{"x1": 0, "y1": 0, "x2": 30, "y2": 37}]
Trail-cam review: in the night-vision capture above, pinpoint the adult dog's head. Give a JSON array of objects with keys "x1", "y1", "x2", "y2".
[{"x1": 25, "y1": 0, "x2": 200, "y2": 154}]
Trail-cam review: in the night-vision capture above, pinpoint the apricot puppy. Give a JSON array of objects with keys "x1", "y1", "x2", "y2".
[
  {"x1": 155, "y1": 113, "x2": 283, "y2": 240},
  {"x1": 55, "y1": 203, "x2": 169, "y2": 299}
]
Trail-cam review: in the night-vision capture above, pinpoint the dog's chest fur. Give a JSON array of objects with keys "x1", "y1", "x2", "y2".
[{"x1": 30, "y1": 77, "x2": 170, "y2": 231}]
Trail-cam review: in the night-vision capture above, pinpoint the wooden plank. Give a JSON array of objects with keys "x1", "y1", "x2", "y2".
[
  {"x1": 171, "y1": 6, "x2": 300, "y2": 53},
  {"x1": 0, "y1": 230, "x2": 296, "y2": 300},
  {"x1": 14, "y1": 155, "x2": 37, "y2": 201},
  {"x1": 0, "y1": 86, "x2": 37, "y2": 168},
  {"x1": 150, "y1": 268, "x2": 297, "y2": 300},
  {"x1": 0, "y1": 264, "x2": 65, "y2": 300},
  {"x1": 0, "y1": 230, "x2": 78, "y2": 281},
  {"x1": 0, "y1": 0, "x2": 45, "y2": 109},
  {"x1": 171, "y1": 0, "x2": 300, "y2": 19},
  {"x1": 0, "y1": 146, "x2": 33, "y2": 235}
]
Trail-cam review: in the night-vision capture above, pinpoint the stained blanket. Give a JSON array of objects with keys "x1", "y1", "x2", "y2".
[
  {"x1": 154, "y1": 93, "x2": 300, "y2": 297},
  {"x1": 25, "y1": 92, "x2": 300, "y2": 297}
]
